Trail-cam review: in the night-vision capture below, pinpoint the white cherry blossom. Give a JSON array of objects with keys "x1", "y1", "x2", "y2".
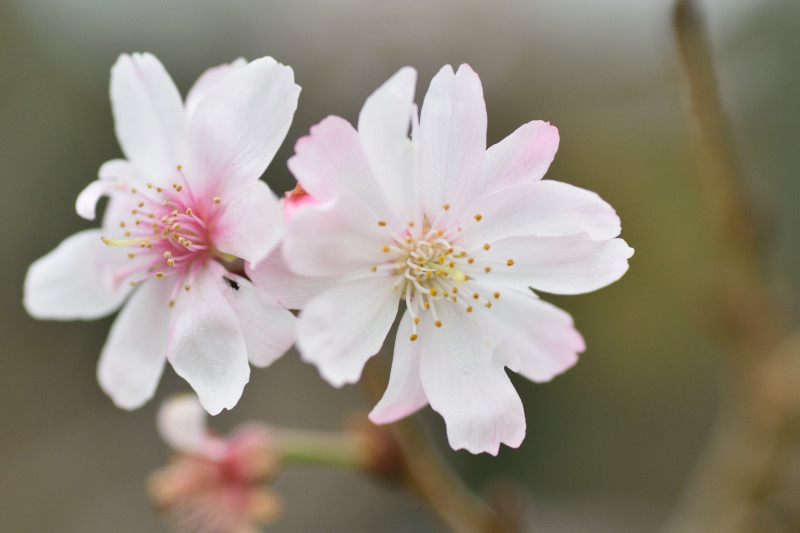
[{"x1": 282, "y1": 64, "x2": 633, "y2": 454}]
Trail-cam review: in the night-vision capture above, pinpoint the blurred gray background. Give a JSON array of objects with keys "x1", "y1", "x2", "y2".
[{"x1": 2, "y1": 0, "x2": 799, "y2": 531}]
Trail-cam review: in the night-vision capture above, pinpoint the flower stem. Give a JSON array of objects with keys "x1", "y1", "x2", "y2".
[{"x1": 273, "y1": 428, "x2": 368, "y2": 470}]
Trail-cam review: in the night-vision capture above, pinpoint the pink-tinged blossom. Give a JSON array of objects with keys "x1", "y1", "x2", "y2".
[
  {"x1": 282, "y1": 65, "x2": 633, "y2": 455},
  {"x1": 150, "y1": 395, "x2": 281, "y2": 533},
  {"x1": 23, "y1": 53, "x2": 300, "y2": 414}
]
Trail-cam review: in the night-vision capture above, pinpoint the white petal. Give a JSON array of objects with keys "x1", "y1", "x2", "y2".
[
  {"x1": 288, "y1": 116, "x2": 393, "y2": 211},
  {"x1": 221, "y1": 274, "x2": 296, "y2": 368},
  {"x1": 488, "y1": 234, "x2": 634, "y2": 295},
  {"x1": 75, "y1": 180, "x2": 114, "y2": 221},
  {"x1": 188, "y1": 56, "x2": 299, "y2": 196},
  {"x1": 156, "y1": 394, "x2": 208, "y2": 454},
  {"x1": 97, "y1": 278, "x2": 171, "y2": 410},
  {"x1": 369, "y1": 310, "x2": 428, "y2": 424},
  {"x1": 245, "y1": 247, "x2": 336, "y2": 309},
  {"x1": 168, "y1": 264, "x2": 250, "y2": 415},
  {"x1": 185, "y1": 58, "x2": 247, "y2": 116},
  {"x1": 297, "y1": 276, "x2": 399, "y2": 387},
  {"x1": 283, "y1": 194, "x2": 388, "y2": 278},
  {"x1": 418, "y1": 304, "x2": 525, "y2": 455},
  {"x1": 479, "y1": 120, "x2": 560, "y2": 192},
  {"x1": 110, "y1": 53, "x2": 187, "y2": 182},
  {"x1": 465, "y1": 180, "x2": 621, "y2": 244},
  {"x1": 213, "y1": 179, "x2": 283, "y2": 267},
  {"x1": 418, "y1": 64, "x2": 486, "y2": 223},
  {"x1": 24, "y1": 229, "x2": 133, "y2": 320},
  {"x1": 483, "y1": 289, "x2": 584, "y2": 382},
  {"x1": 357, "y1": 67, "x2": 419, "y2": 224}
]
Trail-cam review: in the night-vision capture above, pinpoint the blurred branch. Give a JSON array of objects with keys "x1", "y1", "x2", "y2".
[
  {"x1": 662, "y1": 1, "x2": 800, "y2": 532},
  {"x1": 362, "y1": 359, "x2": 520, "y2": 533}
]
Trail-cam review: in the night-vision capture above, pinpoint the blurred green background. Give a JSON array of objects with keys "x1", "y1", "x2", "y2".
[{"x1": 2, "y1": 0, "x2": 799, "y2": 531}]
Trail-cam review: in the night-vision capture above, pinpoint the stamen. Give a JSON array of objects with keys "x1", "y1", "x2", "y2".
[
  {"x1": 474, "y1": 214, "x2": 482, "y2": 222},
  {"x1": 506, "y1": 259, "x2": 514, "y2": 266}
]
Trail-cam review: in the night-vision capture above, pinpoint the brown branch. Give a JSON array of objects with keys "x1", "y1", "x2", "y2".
[{"x1": 662, "y1": 2, "x2": 800, "y2": 532}]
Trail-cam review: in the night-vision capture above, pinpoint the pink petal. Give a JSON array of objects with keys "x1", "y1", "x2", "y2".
[
  {"x1": 245, "y1": 247, "x2": 336, "y2": 309},
  {"x1": 97, "y1": 278, "x2": 171, "y2": 409},
  {"x1": 288, "y1": 116, "x2": 384, "y2": 206},
  {"x1": 156, "y1": 394, "x2": 209, "y2": 454},
  {"x1": 483, "y1": 289, "x2": 584, "y2": 382},
  {"x1": 185, "y1": 58, "x2": 247, "y2": 116},
  {"x1": 357, "y1": 67, "x2": 419, "y2": 224},
  {"x1": 488, "y1": 234, "x2": 634, "y2": 295},
  {"x1": 418, "y1": 304, "x2": 525, "y2": 455},
  {"x1": 110, "y1": 53, "x2": 187, "y2": 183},
  {"x1": 368, "y1": 310, "x2": 428, "y2": 424},
  {"x1": 188, "y1": 56, "x2": 299, "y2": 197},
  {"x1": 282, "y1": 194, "x2": 388, "y2": 278},
  {"x1": 221, "y1": 274, "x2": 296, "y2": 369},
  {"x1": 418, "y1": 64, "x2": 487, "y2": 224},
  {"x1": 168, "y1": 264, "x2": 250, "y2": 415},
  {"x1": 213, "y1": 179, "x2": 283, "y2": 267},
  {"x1": 465, "y1": 180, "x2": 621, "y2": 244},
  {"x1": 24, "y1": 229, "x2": 133, "y2": 320},
  {"x1": 479, "y1": 120, "x2": 560, "y2": 192},
  {"x1": 296, "y1": 276, "x2": 399, "y2": 388}
]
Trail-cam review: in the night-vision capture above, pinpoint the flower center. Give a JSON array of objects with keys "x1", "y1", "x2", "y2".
[
  {"x1": 103, "y1": 169, "x2": 224, "y2": 307},
  {"x1": 371, "y1": 205, "x2": 511, "y2": 341}
]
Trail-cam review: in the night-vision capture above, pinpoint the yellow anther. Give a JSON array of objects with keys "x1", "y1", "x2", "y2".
[
  {"x1": 168, "y1": 300, "x2": 175, "y2": 308},
  {"x1": 414, "y1": 317, "x2": 420, "y2": 325},
  {"x1": 129, "y1": 281, "x2": 136, "y2": 287},
  {"x1": 370, "y1": 265, "x2": 377, "y2": 272},
  {"x1": 408, "y1": 221, "x2": 415, "y2": 227},
  {"x1": 163, "y1": 251, "x2": 172, "y2": 258},
  {"x1": 434, "y1": 320, "x2": 442, "y2": 328},
  {"x1": 137, "y1": 201, "x2": 144, "y2": 208},
  {"x1": 156, "y1": 187, "x2": 163, "y2": 193},
  {"x1": 493, "y1": 292, "x2": 500, "y2": 299},
  {"x1": 184, "y1": 241, "x2": 192, "y2": 247},
  {"x1": 184, "y1": 284, "x2": 191, "y2": 291},
  {"x1": 506, "y1": 259, "x2": 515, "y2": 266},
  {"x1": 483, "y1": 243, "x2": 490, "y2": 251},
  {"x1": 124, "y1": 231, "x2": 131, "y2": 237},
  {"x1": 474, "y1": 214, "x2": 482, "y2": 222},
  {"x1": 213, "y1": 197, "x2": 222, "y2": 204},
  {"x1": 147, "y1": 212, "x2": 154, "y2": 219},
  {"x1": 131, "y1": 209, "x2": 138, "y2": 215},
  {"x1": 171, "y1": 210, "x2": 178, "y2": 217},
  {"x1": 436, "y1": 229, "x2": 444, "y2": 236},
  {"x1": 443, "y1": 203, "x2": 450, "y2": 211},
  {"x1": 484, "y1": 266, "x2": 492, "y2": 273},
  {"x1": 146, "y1": 182, "x2": 153, "y2": 188},
  {"x1": 430, "y1": 288, "x2": 438, "y2": 296},
  {"x1": 177, "y1": 165, "x2": 183, "y2": 171},
  {"x1": 452, "y1": 287, "x2": 459, "y2": 293},
  {"x1": 186, "y1": 208, "x2": 193, "y2": 216},
  {"x1": 466, "y1": 305, "x2": 473, "y2": 313},
  {"x1": 178, "y1": 237, "x2": 186, "y2": 244},
  {"x1": 438, "y1": 256, "x2": 445, "y2": 264},
  {"x1": 155, "y1": 272, "x2": 164, "y2": 279},
  {"x1": 485, "y1": 301, "x2": 493, "y2": 308},
  {"x1": 167, "y1": 258, "x2": 175, "y2": 266},
  {"x1": 127, "y1": 253, "x2": 135, "y2": 259},
  {"x1": 131, "y1": 187, "x2": 137, "y2": 194},
  {"x1": 382, "y1": 245, "x2": 391, "y2": 253},
  {"x1": 119, "y1": 221, "x2": 126, "y2": 228},
  {"x1": 467, "y1": 258, "x2": 475, "y2": 264},
  {"x1": 377, "y1": 220, "x2": 387, "y2": 227},
  {"x1": 473, "y1": 293, "x2": 479, "y2": 300},
  {"x1": 424, "y1": 302, "x2": 430, "y2": 310},
  {"x1": 410, "y1": 334, "x2": 418, "y2": 341}
]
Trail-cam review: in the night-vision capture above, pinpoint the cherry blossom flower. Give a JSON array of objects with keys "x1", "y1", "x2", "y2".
[
  {"x1": 23, "y1": 53, "x2": 299, "y2": 414},
  {"x1": 282, "y1": 65, "x2": 633, "y2": 455},
  {"x1": 149, "y1": 395, "x2": 281, "y2": 533}
]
